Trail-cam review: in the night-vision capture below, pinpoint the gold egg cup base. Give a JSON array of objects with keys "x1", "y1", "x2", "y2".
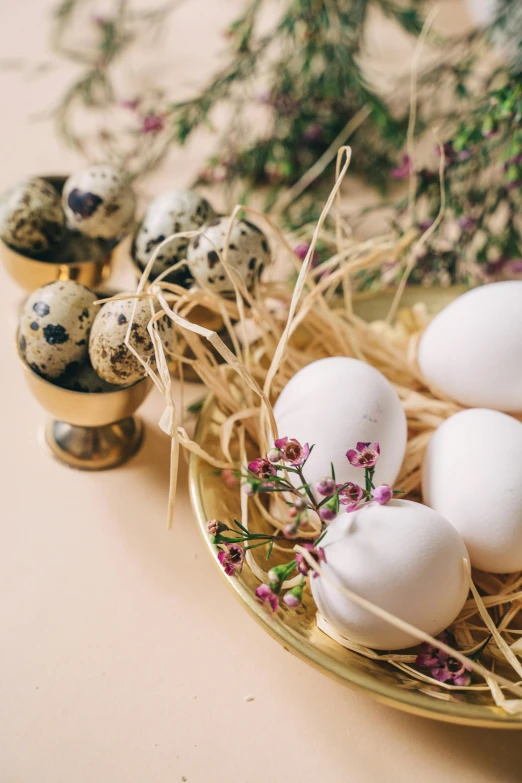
[{"x1": 44, "y1": 416, "x2": 144, "y2": 471}]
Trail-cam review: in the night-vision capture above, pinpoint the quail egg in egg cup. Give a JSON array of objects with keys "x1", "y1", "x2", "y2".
[
  {"x1": 16, "y1": 324, "x2": 152, "y2": 471},
  {"x1": 0, "y1": 176, "x2": 125, "y2": 293}
]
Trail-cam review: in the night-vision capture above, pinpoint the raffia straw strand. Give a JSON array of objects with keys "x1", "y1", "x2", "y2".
[{"x1": 296, "y1": 546, "x2": 522, "y2": 700}]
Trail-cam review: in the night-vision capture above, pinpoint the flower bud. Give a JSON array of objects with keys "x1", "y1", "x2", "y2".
[
  {"x1": 319, "y1": 506, "x2": 336, "y2": 522},
  {"x1": 372, "y1": 485, "x2": 393, "y2": 505},
  {"x1": 267, "y1": 447, "x2": 281, "y2": 463},
  {"x1": 283, "y1": 579, "x2": 304, "y2": 608},
  {"x1": 316, "y1": 477, "x2": 335, "y2": 497}
]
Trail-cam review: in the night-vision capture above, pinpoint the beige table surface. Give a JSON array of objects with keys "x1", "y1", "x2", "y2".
[{"x1": 2, "y1": 2, "x2": 522, "y2": 782}]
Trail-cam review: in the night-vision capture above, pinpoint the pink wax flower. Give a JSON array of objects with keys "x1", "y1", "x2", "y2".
[
  {"x1": 217, "y1": 543, "x2": 245, "y2": 577},
  {"x1": 206, "y1": 519, "x2": 227, "y2": 537},
  {"x1": 221, "y1": 468, "x2": 238, "y2": 488},
  {"x1": 319, "y1": 506, "x2": 336, "y2": 522},
  {"x1": 274, "y1": 437, "x2": 310, "y2": 466},
  {"x1": 303, "y1": 123, "x2": 323, "y2": 143},
  {"x1": 416, "y1": 633, "x2": 471, "y2": 686},
  {"x1": 248, "y1": 458, "x2": 276, "y2": 479},
  {"x1": 390, "y1": 155, "x2": 412, "y2": 180},
  {"x1": 120, "y1": 98, "x2": 140, "y2": 111},
  {"x1": 283, "y1": 581, "x2": 304, "y2": 608},
  {"x1": 338, "y1": 482, "x2": 364, "y2": 511},
  {"x1": 372, "y1": 485, "x2": 393, "y2": 505},
  {"x1": 346, "y1": 442, "x2": 380, "y2": 468},
  {"x1": 255, "y1": 583, "x2": 279, "y2": 612},
  {"x1": 141, "y1": 113, "x2": 165, "y2": 134},
  {"x1": 316, "y1": 477, "x2": 336, "y2": 497},
  {"x1": 295, "y1": 544, "x2": 326, "y2": 577}
]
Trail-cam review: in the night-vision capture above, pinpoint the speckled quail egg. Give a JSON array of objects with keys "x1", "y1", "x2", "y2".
[
  {"x1": 133, "y1": 189, "x2": 215, "y2": 285},
  {"x1": 186, "y1": 216, "x2": 271, "y2": 294},
  {"x1": 62, "y1": 164, "x2": 136, "y2": 240},
  {"x1": 89, "y1": 296, "x2": 175, "y2": 386},
  {"x1": 56, "y1": 360, "x2": 119, "y2": 393},
  {"x1": 19, "y1": 280, "x2": 97, "y2": 379},
  {"x1": 0, "y1": 177, "x2": 65, "y2": 254}
]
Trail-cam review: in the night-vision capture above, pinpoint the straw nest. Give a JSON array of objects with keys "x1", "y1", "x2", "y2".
[{"x1": 100, "y1": 146, "x2": 522, "y2": 715}]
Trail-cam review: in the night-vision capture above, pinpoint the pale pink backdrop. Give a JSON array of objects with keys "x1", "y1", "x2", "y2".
[{"x1": 1, "y1": 2, "x2": 521, "y2": 781}]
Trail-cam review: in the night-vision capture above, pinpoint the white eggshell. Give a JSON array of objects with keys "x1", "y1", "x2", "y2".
[
  {"x1": 273, "y1": 357, "x2": 407, "y2": 490},
  {"x1": 423, "y1": 408, "x2": 522, "y2": 573},
  {"x1": 418, "y1": 282, "x2": 522, "y2": 411},
  {"x1": 311, "y1": 500, "x2": 469, "y2": 650},
  {"x1": 63, "y1": 164, "x2": 136, "y2": 240}
]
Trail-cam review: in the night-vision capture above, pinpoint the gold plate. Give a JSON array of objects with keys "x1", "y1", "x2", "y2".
[{"x1": 189, "y1": 287, "x2": 522, "y2": 729}]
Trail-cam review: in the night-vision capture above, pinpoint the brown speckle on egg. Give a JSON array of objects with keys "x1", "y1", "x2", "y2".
[
  {"x1": 19, "y1": 280, "x2": 97, "y2": 379},
  {"x1": 132, "y1": 189, "x2": 215, "y2": 286},
  {"x1": 88, "y1": 296, "x2": 174, "y2": 386},
  {"x1": 0, "y1": 177, "x2": 65, "y2": 254},
  {"x1": 63, "y1": 164, "x2": 135, "y2": 240},
  {"x1": 186, "y1": 216, "x2": 271, "y2": 294}
]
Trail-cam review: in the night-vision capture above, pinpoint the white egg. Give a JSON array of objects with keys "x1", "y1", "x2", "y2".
[
  {"x1": 311, "y1": 499, "x2": 469, "y2": 650},
  {"x1": 423, "y1": 408, "x2": 522, "y2": 573},
  {"x1": 63, "y1": 164, "x2": 136, "y2": 240},
  {"x1": 418, "y1": 282, "x2": 522, "y2": 411},
  {"x1": 273, "y1": 357, "x2": 407, "y2": 491}
]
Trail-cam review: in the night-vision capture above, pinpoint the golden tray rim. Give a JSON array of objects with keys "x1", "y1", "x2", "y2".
[{"x1": 188, "y1": 286, "x2": 522, "y2": 729}]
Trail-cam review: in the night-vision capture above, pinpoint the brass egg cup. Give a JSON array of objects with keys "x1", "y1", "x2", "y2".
[
  {"x1": 17, "y1": 340, "x2": 152, "y2": 470},
  {"x1": 1, "y1": 176, "x2": 120, "y2": 292}
]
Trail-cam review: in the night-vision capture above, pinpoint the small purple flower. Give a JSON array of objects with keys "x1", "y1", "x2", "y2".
[
  {"x1": 283, "y1": 591, "x2": 301, "y2": 607},
  {"x1": 283, "y1": 581, "x2": 304, "y2": 608},
  {"x1": 294, "y1": 243, "x2": 311, "y2": 261},
  {"x1": 372, "y1": 485, "x2": 393, "y2": 505},
  {"x1": 316, "y1": 477, "x2": 336, "y2": 497},
  {"x1": 457, "y1": 215, "x2": 476, "y2": 231},
  {"x1": 207, "y1": 519, "x2": 227, "y2": 537},
  {"x1": 248, "y1": 458, "x2": 276, "y2": 478},
  {"x1": 221, "y1": 468, "x2": 238, "y2": 488},
  {"x1": 217, "y1": 543, "x2": 245, "y2": 577},
  {"x1": 283, "y1": 522, "x2": 299, "y2": 538},
  {"x1": 120, "y1": 98, "x2": 140, "y2": 111},
  {"x1": 255, "y1": 583, "x2": 279, "y2": 612},
  {"x1": 294, "y1": 242, "x2": 321, "y2": 267},
  {"x1": 319, "y1": 506, "x2": 336, "y2": 522},
  {"x1": 272, "y1": 92, "x2": 298, "y2": 117},
  {"x1": 416, "y1": 633, "x2": 471, "y2": 686},
  {"x1": 303, "y1": 123, "x2": 323, "y2": 143},
  {"x1": 390, "y1": 154, "x2": 412, "y2": 180},
  {"x1": 418, "y1": 219, "x2": 434, "y2": 232},
  {"x1": 293, "y1": 497, "x2": 307, "y2": 512},
  {"x1": 242, "y1": 483, "x2": 254, "y2": 496},
  {"x1": 346, "y1": 442, "x2": 380, "y2": 469},
  {"x1": 338, "y1": 482, "x2": 363, "y2": 511},
  {"x1": 502, "y1": 259, "x2": 522, "y2": 276},
  {"x1": 295, "y1": 544, "x2": 326, "y2": 577},
  {"x1": 274, "y1": 437, "x2": 310, "y2": 467},
  {"x1": 141, "y1": 113, "x2": 165, "y2": 134}
]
